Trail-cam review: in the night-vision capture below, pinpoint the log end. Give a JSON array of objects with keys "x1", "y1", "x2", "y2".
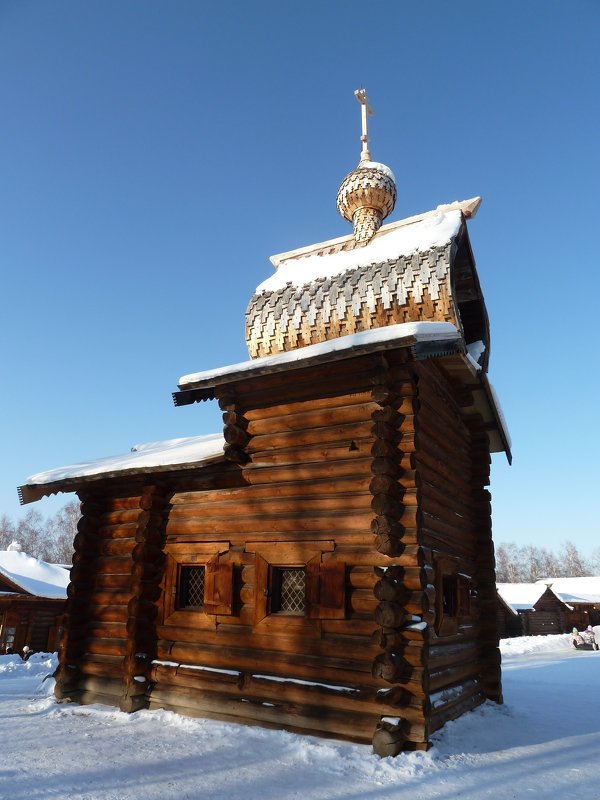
[{"x1": 372, "y1": 719, "x2": 407, "y2": 757}]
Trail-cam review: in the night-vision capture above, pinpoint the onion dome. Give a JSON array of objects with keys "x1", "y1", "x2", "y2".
[
  {"x1": 336, "y1": 159, "x2": 396, "y2": 246},
  {"x1": 336, "y1": 89, "x2": 396, "y2": 246}
]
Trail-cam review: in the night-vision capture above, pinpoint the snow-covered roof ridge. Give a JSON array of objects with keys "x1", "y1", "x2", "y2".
[
  {"x1": 257, "y1": 208, "x2": 463, "y2": 295},
  {"x1": 19, "y1": 433, "x2": 225, "y2": 504},
  {"x1": 268, "y1": 197, "x2": 481, "y2": 269},
  {"x1": 0, "y1": 549, "x2": 69, "y2": 599}
]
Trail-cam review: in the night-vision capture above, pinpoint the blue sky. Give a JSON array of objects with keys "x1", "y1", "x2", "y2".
[{"x1": 1, "y1": 1, "x2": 598, "y2": 555}]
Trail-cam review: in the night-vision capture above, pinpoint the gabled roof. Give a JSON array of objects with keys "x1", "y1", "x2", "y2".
[
  {"x1": 496, "y1": 583, "x2": 546, "y2": 613},
  {"x1": 19, "y1": 434, "x2": 225, "y2": 505},
  {"x1": 0, "y1": 549, "x2": 69, "y2": 599},
  {"x1": 245, "y1": 198, "x2": 491, "y2": 370}
]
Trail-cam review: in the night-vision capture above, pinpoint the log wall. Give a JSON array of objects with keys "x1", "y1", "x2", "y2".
[
  {"x1": 150, "y1": 355, "x2": 429, "y2": 747},
  {"x1": 55, "y1": 350, "x2": 502, "y2": 754},
  {"x1": 408, "y1": 358, "x2": 502, "y2": 739}
]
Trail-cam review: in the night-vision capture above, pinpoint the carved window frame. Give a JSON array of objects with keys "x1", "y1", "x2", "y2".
[
  {"x1": 246, "y1": 541, "x2": 346, "y2": 631},
  {"x1": 434, "y1": 555, "x2": 472, "y2": 637},
  {"x1": 164, "y1": 541, "x2": 233, "y2": 630}
]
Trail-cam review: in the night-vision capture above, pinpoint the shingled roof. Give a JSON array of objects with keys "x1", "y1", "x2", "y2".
[{"x1": 245, "y1": 198, "x2": 489, "y2": 363}]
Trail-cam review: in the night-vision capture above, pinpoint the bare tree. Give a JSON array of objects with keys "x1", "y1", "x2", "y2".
[
  {"x1": 558, "y1": 540, "x2": 591, "y2": 577},
  {"x1": 0, "y1": 514, "x2": 16, "y2": 550},
  {"x1": 0, "y1": 501, "x2": 80, "y2": 564},
  {"x1": 43, "y1": 501, "x2": 79, "y2": 563},
  {"x1": 495, "y1": 540, "x2": 594, "y2": 582}
]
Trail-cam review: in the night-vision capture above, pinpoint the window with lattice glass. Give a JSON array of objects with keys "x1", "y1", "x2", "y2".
[
  {"x1": 271, "y1": 567, "x2": 306, "y2": 614},
  {"x1": 178, "y1": 565, "x2": 205, "y2": 609}
]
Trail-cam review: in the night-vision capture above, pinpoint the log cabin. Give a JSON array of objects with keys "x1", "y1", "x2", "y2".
[
  {"x1": 0, "y1": 544, "x2": 68, "y2": 654},
  {"x1": 19, "y1": 92, "x2": 511, "y2": 755}
]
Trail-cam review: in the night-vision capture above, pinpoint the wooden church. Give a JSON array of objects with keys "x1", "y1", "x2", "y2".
[{"x1": 20, "y1": 90, "x2": 510, "y2": 756}]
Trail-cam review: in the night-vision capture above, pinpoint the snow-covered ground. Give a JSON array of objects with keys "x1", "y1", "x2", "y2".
[{"x1": 1, "y1": 633, "x2": 598, "y2": 800}]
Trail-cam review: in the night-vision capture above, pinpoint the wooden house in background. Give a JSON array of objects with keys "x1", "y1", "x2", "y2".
[
  {"x1": 0, "y1": 545, "x2": 68, "y2": 654},
  {"x1": 534, "y1": 578, "x2": 600, "y2": 632},
  {"x1": 19, "y1": 95, "x2": 510, "y2": 755},
  {"x1": 497, "y1": 579, "x2": 600, "y2": 637}
]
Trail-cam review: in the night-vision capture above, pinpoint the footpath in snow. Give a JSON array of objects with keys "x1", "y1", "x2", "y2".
[{"x1": 0, "y1": 633, "x2": 598, "y2": 800}]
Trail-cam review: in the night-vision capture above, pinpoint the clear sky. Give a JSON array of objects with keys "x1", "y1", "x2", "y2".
[{"x1": 1, "y1": 1, "x2": 598, "y2": 555}]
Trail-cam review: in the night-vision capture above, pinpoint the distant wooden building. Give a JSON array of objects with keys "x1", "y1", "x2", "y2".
[
  {"x1": 0, "y1": 546, "x2": 68, "y2": 654},
  {"x1": 534, "y1": 578, "x2": 600, "y2": 632},
  {"x1": 497, "y1": 579, "x2": 600, "y2": 637},
  {"x1": 19, "y1": 96, "x2": 510, "y2": 755}
]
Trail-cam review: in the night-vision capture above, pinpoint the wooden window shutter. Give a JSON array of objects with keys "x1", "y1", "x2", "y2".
[
  {"x1": 253, "y1": 554, "x2": 269, "y2": 625},
  {"x1": 306, "y1": 561, "x2": 346, "y2": 620},
  {"x1": 204, "y1": 561, "x2": 234, "y2": 615}
]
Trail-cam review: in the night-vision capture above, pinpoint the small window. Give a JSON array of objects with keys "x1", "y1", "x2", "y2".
[
  {"x1": 178, "y1": 565, "x2": 206, "y2": 609},
  {"x1": 442, "y1": 575, "x2": 457, "y2": 617},
  {"x1": 271, "y1": 567, "x2": 306, "y2": 614}
]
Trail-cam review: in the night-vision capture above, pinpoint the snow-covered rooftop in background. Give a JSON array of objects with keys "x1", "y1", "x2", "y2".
[
  {"x1": 0, "y1": 549, "x2": 69, "y2": 598},
  {"x1": 179, "y1": 321, "x2": 461, "y2": 387},
  {"x1": 256, "y1": 209, "x2": 462, "y2": 294},
  {"x1": 496, "y1": 583, "x2": 546, "y2": 612},
  {"x1": 24, "y1": 434, "x2": 225, "y2": 489},
  {"x1": 535, "y1": 576, "x2": 600, "y2": 604}
]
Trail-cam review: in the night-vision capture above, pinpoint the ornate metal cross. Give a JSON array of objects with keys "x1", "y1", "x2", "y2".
[{"x1": 354, "y1": 88, "x2": 373, "y2": 161}]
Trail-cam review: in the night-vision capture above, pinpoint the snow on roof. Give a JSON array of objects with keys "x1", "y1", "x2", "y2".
[
  {"x1": 497, "y1": 583, "x2": 546, "y2": 612},
  {"x1": 535, "y1": 577, "x2": 600, "y2": 605},
  {"x1": 179, "y1": 321, "x2": 461, "y2": 388},
  {"x1": 0, "y1": 549, "x2": 69, "y2": 599},
  {"x1": 23, "y1": 434, "x2": 225, "y2": 490},
  {"x1": 256, "y1": 209, "x2": 462, "y2": 294}
]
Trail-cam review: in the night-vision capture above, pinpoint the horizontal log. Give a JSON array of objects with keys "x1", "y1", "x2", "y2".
[
  {"x1": 99, "y1": 538, "x2": 136, "y2": 557},
  {"x1": 156, "y1": 641, "x2": 378, "y2": 687},
  {"x1": 166, "y1": 511, "x2": 374, "y2": 536},
  {"x1": 227, "y1": 355, "x2": 388, "y2": 397},
  {"x1": 71, "y1": 555, "x2": 133, "y2": 578},
  {"x1": 247, "y1": 402, "x2": 379, "y2": 436},
  {"x1": 78, "y1": 656, "x2": 123, "y2": 679},
  {"x1": 323, "y1": 544, "x2": 426, "y2": 568},
  {"x1": 242, "y1": 457, "x2": 372, "y2": 485},
  {"x1": 429, "y1": 683, "x2": 486, "y2": 734},
  {"x1": 92, "y1": 495, "x2": 150, "y2": 511},
  {"x1": 348, "y1": 588, "x2": 378, "y2": 615},
  {"x1": 84, "y1": 638, "x2": 127, "y2": 658},
  {"x1": 428, "y1": 660, "x2": 482, "y2": 693},
  {"x1": 83, "y1": 573, "x2": 131, "y2": 591},
  {"x1": 169, "y1": 492, "x2": 371, "y2": 518},
  {"x1": 171, "y1": 474, "x2": 372, "y2": 506},
  {"x1": 156, "y1": 624, "x2": 376, "y2": 664},
  {"x1": 99, "y1": 508, "x2": 150, "y2": 527},
  {"x1": 429, "y1": 642, "x2": 480, "y2": 671},
  {"x1": 348, "y1": 567, "x2": 377, "y2": 590},
  {"x1": 243, "y1": 390, "x2": 374, "y2": 422},
  {"x1": 148, "y1": 685, "x2": 378, "y2": 744},
  {"x1": 247, "y1": 420, "x2": 374, "y2": 454}
]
